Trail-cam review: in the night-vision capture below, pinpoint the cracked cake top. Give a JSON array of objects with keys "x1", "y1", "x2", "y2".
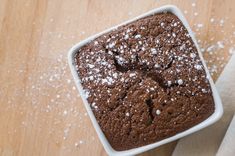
[{"x1": 74, "y1": 12, "x2": 215, "y2": 151}]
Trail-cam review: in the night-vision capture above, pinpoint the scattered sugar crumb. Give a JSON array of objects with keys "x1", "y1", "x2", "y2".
[
  {"x1": 177, "y1": 79, "x2": 183, "y2": 85},
  {"x1": 129, "y1": 73, "x2": 136, "y2": 77},
  {"x1": 154, "y1": 64, "x2": 160, "y2": 68},
  {"x1": 124, "y1": 34, "x2": 129, "y2": 40},
  {"x1": 67, "y1": 79, "x2": 71, "y2": 84},
  {"x1": 194, "y1": 64, "x2": 202, "y2": 70},
  {"x1": 229, "y1": 47, "x2": 235, "y2": 54},
  {"x1": 94, "y1": 41, "x2": 98, "y2": 45},
  {"x1": 134, "y1": 34, "x2": 141, "y2": 39},
  {"x1": 151, "y1": 48, "x2": 157, "y2": 54},
  {"x1": 156, "y1": 109, "x2": 161, "y2": 115},
  {"x1": 220, "y1": 19, "x2": 224, "y2": 26},
  {"x1": 63, "y1": 127, "x2": 70, "y2": 140},
  {"x1": 57, "y1": 34, "x2": 62, "y2": 38},
  {"x1": 217, "y1": 41, "x2": 224, "y2": 49},
  {"x1": 197, "y1": 24, "x2": 203, "y2": 28},
  {"x1": 167, "y1": 81, "x2": 172, "y2": 87},
  {"x1": 63, "y1": 110, "x2": 68, "y2": 116},
  {"x1": 202, "y1": 88, "x2": 207, "y2": 93},
  {"x1": 190, "y1": 53, "x2": 196, "y2": 58},
  {"x1": 210, "y1": 18, "x2": 215, "y2": 23},
  {"x1": 49, "y1": 18, "x2": 54, "y2": 22}
]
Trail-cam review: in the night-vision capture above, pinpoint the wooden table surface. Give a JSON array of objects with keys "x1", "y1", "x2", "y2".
[{"x1": 0, "y1": 0, "x2": 235, "y2": 156}]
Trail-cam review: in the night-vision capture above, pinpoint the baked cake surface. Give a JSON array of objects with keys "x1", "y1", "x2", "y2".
[{"x1": 75, "y1": 12, "x2": 215, "y2": 151}]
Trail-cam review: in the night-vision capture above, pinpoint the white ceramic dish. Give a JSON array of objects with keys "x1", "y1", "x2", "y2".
[{"x1": 68, "y1": 5, "x2": 223, "y2": 156}]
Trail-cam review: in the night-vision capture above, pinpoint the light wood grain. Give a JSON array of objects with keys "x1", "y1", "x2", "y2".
[{"x1": 0, "y1": 0, "x2": 234, "y2": 156}]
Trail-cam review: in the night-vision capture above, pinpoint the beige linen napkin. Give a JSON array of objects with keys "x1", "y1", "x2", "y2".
[
  {"x1": 216, "y1": 114, "x2": 235, "y2": 156},
  {"x1": 172, "y1": 54, "x2": 235, "y2": 156}
]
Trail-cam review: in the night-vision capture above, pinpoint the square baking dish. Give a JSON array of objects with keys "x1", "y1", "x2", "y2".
[{"x1": 68, "y1": 5, "x2": 223, "y2": 156}]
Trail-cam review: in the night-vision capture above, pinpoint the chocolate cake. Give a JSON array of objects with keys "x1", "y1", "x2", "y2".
[{"x1": 74, "y1": 12, "x2": 215, "y2": 151}]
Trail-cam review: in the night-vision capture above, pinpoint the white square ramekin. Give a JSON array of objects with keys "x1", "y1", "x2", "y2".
[{"x1": 68, "y1": 5, "x2": 223, "y2": 156}]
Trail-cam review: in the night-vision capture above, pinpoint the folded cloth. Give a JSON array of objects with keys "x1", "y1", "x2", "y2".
[
  {"x1": 172, "y1": 54, "x2": 235, "y2": 156},
  {"x1": 216, "y1": 114, "x2": 235, "y2": 156}
]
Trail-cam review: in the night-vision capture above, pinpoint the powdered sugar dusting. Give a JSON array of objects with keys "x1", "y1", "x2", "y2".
[
  {"x1": 7, "y1": 2, "x2": 231, "y2": 153},
  {"x1": 187, "y1": 1, "x2": 235, "y2": 78}
]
